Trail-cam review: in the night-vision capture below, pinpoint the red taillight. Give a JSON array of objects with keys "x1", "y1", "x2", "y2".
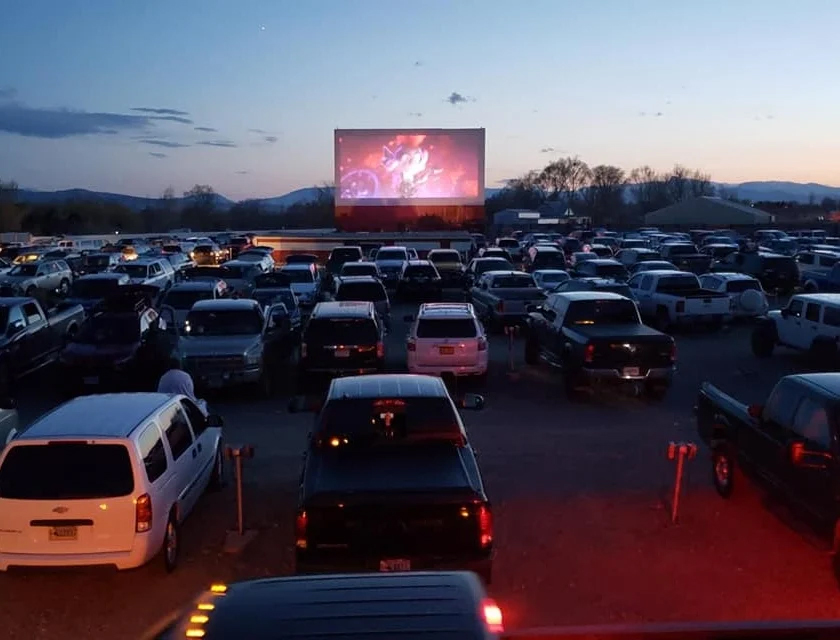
[
  {"x1": 135, "y1": 493, "x2": 152, "y2": 533},
  {"x1": 478, "y1": 503, "x2": 493, "y2": 548},
  {"x1": 584, "y1": 343, "x2": 595, "y2": 363},
  {"x1": 477, "y1": 337, "x2": 488, "y2": 351},
  {"x1": 295, "y1": 510, "x2": 308, "y2": 549},
  {"x1": 376, "y1": 341, "x2": 385, "y2": 358},
  {"x1": 300, "y1": 342, "x2": 307, "y2": 358},
  {"x1": 496, "y1": 301, "x2": 504, "y2": 312},
  {"x1": 482, "y1": 599, "x2": 504, "y2": 633},
  {"x1": 670, "y1": 341, "x2": 677, "y2": 362},
  {"x1": 676, "y1": 300, "x2": 685, "y2": 313},
  {"x1": 407, "y1": 338, "x2": 416, "y2": 352}
]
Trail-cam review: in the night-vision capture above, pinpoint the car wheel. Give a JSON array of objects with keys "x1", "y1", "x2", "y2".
[
  {"x1": 712, "y1": 446, "x2": 737, "y2": 499},
  {"x1": 24, "y1": 286, "x2": 36, "y2": 297},
  {"x1": 209, "y1": 444, "x2": 226, "y2": 491},
  {"x1": 750, "y1": 326, "x2": 775, "y2": 358},
  {"x1": 58, "y1": 279, "x2": 70, "y2": 296},
  {"x1": 163, "y1": 511, "x2": 180, "y2": 572}
]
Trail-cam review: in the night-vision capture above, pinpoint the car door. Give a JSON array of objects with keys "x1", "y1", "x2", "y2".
[
  {"x1": 180, "y1": 398, "x2": 216, "y2": 490},
  {"x1": 630, "y1": 275, "x2": 655, "y2": 315},
  {"x1": 777, "y1": 298, "x2": 806, "y2": 348},
  {"x1": 159, "y1": 402, "x2": 201, "y2": 518},
  {"x1": 786, "y1": 395, "x2": 836, "y2": 523},
  {"x1": 4, "y1": 306, "x2": 29, "y2": 376},
  {"x1": 21, "y1": 301, "x2": 52, "y2": 365},
  {"x1": 801, "y1": 301, "x2": 823, "y2": 344},
  {"x1": 748, "y1": 380, "x2": 804, "y2": 489}
]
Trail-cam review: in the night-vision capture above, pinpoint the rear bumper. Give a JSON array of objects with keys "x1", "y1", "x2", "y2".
[
  {"x1": 295, "y1": 552, "x2": 492, "y2": 582},
  {"x1": 192, "y1": 366, "x2": 262, "y2": 388},
  {"x1": 300, "y1": 363, "x2": 384, "y2": 376},
  {"x1": 407, "y1": 360, "x2": 488, "y2": 377},
  {"x1": 0, "y1": 534, "x2": 158, "y2": 571},
  {"x1": 671, "y1": 312, "x2": 726, "y2": 324},
  {"x1": 582, "y1": 365, "x2": 674, "y2": 383}
]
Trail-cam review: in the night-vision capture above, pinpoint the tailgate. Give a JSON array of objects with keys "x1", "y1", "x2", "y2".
[
  {"x1": 684, "y1": 296, "x2": 728, "y2": 314},
  {"x1": 496, "y1": 289, "x2": 544, "y2": 314},
  {"x1": 0, "y1": 441, "x2": 138, "y2": 556}
]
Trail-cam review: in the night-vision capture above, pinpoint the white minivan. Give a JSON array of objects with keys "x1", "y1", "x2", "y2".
[{"x1": 0, "y1": 393, "x2": 224, "y2": 572}]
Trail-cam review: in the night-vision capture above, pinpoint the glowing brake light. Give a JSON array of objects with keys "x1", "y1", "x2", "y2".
[
  {"x1": 376, "y1": 341, "x2": 385, "y2": 358},
  {"x1": 135, "y1": 494, "x2": 152, "y2": 532},
  {"x1": 482, "y1": 599, "x2": 504, "y2": 633},
  {"x1": 477, "y1": 503, "x2": 493, "y2": 548},
  {"x1": 295, "y1": 510, "x2": 308, "y2": 549},
  {"x1": 583, "y1": 343, "x2": 596, "y2": 363}
]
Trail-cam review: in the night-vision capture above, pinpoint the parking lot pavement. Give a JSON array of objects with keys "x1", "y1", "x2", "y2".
[{"x1": 2, "y1": 302, "x2": 840, "y2": 638}]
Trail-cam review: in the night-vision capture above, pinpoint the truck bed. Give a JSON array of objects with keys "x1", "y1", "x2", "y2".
[{"x1": 696, "y1": 381, "x2": 752, "y2": 446}]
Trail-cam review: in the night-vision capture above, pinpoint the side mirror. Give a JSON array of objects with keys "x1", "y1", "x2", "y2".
[
  {"x1": 526, "y1": 304, "x2": 540, "y2": 313},
  {"x1": 206, "y1": 414, "x2": 224, "y2": 428},
  {"x1": 403, "y1": 314, "x2": 415, "y2": 322},
  {"x1": 780, "y1": 308, "x2": 790, "y2": 318},
  {"x1": 459, "y1": 393, "x2": 485, "y2": 411},
  {"x1": 747, "y1": 404, "x2": 763, "y2": 419}
]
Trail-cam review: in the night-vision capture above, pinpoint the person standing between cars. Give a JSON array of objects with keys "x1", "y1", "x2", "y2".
[{"x1": 157, "y1": 357, "x2": 208, "y2": 414}]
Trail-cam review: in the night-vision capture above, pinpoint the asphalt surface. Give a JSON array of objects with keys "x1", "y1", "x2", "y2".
[{"x1": 2, "y1": 293, "x2": 840, "y2": 638}]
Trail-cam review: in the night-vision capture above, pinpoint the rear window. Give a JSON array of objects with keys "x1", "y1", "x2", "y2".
[
  {"x1": 336, "y1": 282, "x2": 387, "y2": 302},
  {"x1": 341, "y1": 263, "x2": 377, "y2": 276},
  {"x1": 726, "y1": 280, "x2": 761, "y2": 293},
  {"x1": 491, "y1": 275, "x2": 535, "y2": 288},
  {"x1": 533, "y1": 253, "x2": 566, "y2": 268},
  {"x1": 655, "y1": 275, "x2": 700, "y2": 293},
  {"x1": 329, "y1": 248, "x2": 363, "y2": 261},
  {"x1": 318, "y1": 397, "x2": 459, "y2": 442},
  {"x1": 760, "y1": 256, "x2": 798, "y2": 272},
  {"x1": 565, "y1": 299, "x2": 639, "y2": 325},
  {"x1": 497, "y1": 239, "x2": 519, "y2": 249},
  {"x1": 668, "y1": 245, "x2": 698, "y2": 255},
  {"x1": 595, "y1": 264, "x2": 628, "y2": 279},
  {"x1": 563, "y1": 238, "x2": 581, "y2": 252},
  {"x1": 428, "y1": 251, "x2": 461, "y2": 264},
  {"x1": 281, "y1": 269, "x2": 314, "y2": 283},
  {"x1": 0, "y1": 443, "x2": 134, "y2": 499},
  {"x1": 417, "y1": 318, "x2": 477, "y2": 338},
  {"x1": 377, "y1": 249, "x2": 408, "y2": 261},
  {"x1": 305, "y1": 318, "x2": 378, "y2": 344},
  {"x1": 475, "y1": 259, "x2": 512, "y2": 274},
  {"x1": 404, "y1": 265, "x2": 438, "y2": 278}
]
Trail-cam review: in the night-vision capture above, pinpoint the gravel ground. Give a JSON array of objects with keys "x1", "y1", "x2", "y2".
[{"x1": 1, "y1": 297, "x2": 839, "y2": 638}]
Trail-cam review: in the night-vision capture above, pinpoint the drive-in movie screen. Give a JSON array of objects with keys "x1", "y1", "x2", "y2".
[{"x1": 335, "y1": 129, "x2": 485, "y2": 206}]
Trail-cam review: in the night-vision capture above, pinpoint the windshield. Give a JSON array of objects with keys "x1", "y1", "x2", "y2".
[
  {"x1": 341, "y1": 263, "x2": 377, "y2": 276},
  {"x1": 336, "y1": 282, "x2": 387, "y2": 302},
  {"x1": 428, "y1": 251, "x2": 461, "y2": 264},
  {"x1": 219, "y1": 266, "x2": 250, "y2": 279},
  {"x1": 305, "y1": 318, "x2": 378, "y2": 343},
  {"x1": 161, "y1": 289, "x2": 213, "y2": 310},
  {"x1": 404, "y1": 265, "x2": 438, "y2": 278},
  {"x1": 317, "y1": 397, "x2": 459, "y2": 442},
  {"x1": 114, "y1": 264, "x2": 148, "y2": 278},
  {"x1": 8, "y1": 264, "x2": 38, "y2": 276},
  {"x1": 497, "y1": 239, "x2": 519, "y2": 249},
  {"x1": 329, "y1": 248, "x2": 362, "y2": 262},
  {"x1": 75, "y1": 315, "x2": 141, "y2": 344},
  {"x1": 253, "y1": 289, "x2": 296, "y2": 309},
  {"x1": 565, "y1": 299, "x2": 639, "y2": 325},
  {"x1": 475, "y1": 259, "x2": 512, "y2": 274},
  {"x1": 281, "y1": 269, "x2": 314, "y2": 283},
  {"x1": 416, "y1": 318, "x2": 477, "y2": 338},
  {"x1": 70, "y1": 279, "x2": 123, "y2": 298},
  {"x1": 83, "y1": 255, "x2": 111, "y2": 267},
  {"x1": 762, "y1": 256, "x2": 798, "y2": 272},
  {"x1": 186, "y1": 309, "x2": 263, "y2": 336},
  {"x1": 668, "y1": 245, "x2": 698, "y2": 255},
  {"x1": 594, "y1": 264, "x2": 628, "y2": 279},
  {"x1": 376, "y1": 249, "x2": 408, "y2": 261},
  {"x1": 0, "y1": 443, "x2": 133, "y2": 499}
]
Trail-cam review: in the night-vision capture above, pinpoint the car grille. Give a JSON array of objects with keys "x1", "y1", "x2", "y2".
[{"x1": 185, "y1": 355, "x2": 245, "y2": 372}]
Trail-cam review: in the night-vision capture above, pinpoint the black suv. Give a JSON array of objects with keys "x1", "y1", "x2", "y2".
[
  {"x1": 58, "y1": 287, "x2": 180, "y2": 395},
  {"x1": 711, "y1": 250, "x2": 799, "y2": 293},
  {"x1": 299, "y1": 301, "x2": 385, "y2": 385},
  {"x1": 396, "y1": 260, "x2": 443, "y2": 301}
]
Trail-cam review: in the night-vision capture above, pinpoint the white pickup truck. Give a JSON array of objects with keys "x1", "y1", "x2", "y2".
[{"x1": 627, "y1": 270, "x2": 730, "y2": 331}]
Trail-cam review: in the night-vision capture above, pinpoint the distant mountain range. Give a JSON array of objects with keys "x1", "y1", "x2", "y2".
[{"x1": 12, "y1": 181, "x2": 840, "y2": 213}]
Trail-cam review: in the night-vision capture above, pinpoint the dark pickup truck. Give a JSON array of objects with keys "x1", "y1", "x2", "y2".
[
  {"x1": 0, "y1": 297, "x2": 84, "y2": 388},
  {"x1": 696, "y1": 373, "x2": 840, "y2": 585},
  {"x1": 524, "y1": 291, "x2": 676, "y2": 399},
  {"x1": 289, "y1": 374, "x2": 492, "y2": 583}
]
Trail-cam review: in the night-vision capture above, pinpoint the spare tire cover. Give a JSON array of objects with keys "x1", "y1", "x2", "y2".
[{"x1": 739, "y1": 288, "x2": 764, "y2": 312}]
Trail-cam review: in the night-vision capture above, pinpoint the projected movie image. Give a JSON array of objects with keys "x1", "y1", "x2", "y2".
[{"x1": 336, "y1": 129, "x2": 484, "y2": 205}]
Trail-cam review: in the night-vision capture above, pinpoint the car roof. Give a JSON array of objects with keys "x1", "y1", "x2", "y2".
[
  {"x1": 576, "y1": 277, "x2": 629, "y2": 286},
  {"x1": 178, "y1": 572, "x2": 485, "y2": 639},
  {"x1": 77, "y1": 272, "x2": 127, "y2": 281},
  {"x1": 128, "y1": 257, "x2": 165, "y2": 265},
  {"x1": 707, "y1": 272, "x2": 756, "y2": 281},
  {"x1": 337, "y1": 275, "x2": 381, "y2": 284},
  {"x1": 168, "y1": 280, "x2": 219, "y2": 291},
  {"x1": 221, "y1": 260, "x2": 258, "y2": 268},
  {"x1": 533, "y1": 269, "x2": 568, "y2": 275},
  {"x1": 583, "y1": 258, "x2": 622, "y2": 266},
  {"x1": 795, "y1": 293, "x2": 840, "y2": 304},
  {"x1": 19, "y1": 393, "x2": 175, "y2": 440},
  {"x1": 191, "y1": 298, "x2": 259, "y2": 311},
  {"x1": 405, "y1": 259, "x2": 433, "y2": 266},
  {"x1": 311, "y1": 301, "x2": 374, "y2": 318},
  {"x1": 483, "y1": 270, "x2": 531, "y2": 278},
  {"x1": 418, "y1": 302, "x2": 475, "y2": 318},
  {"x1": 556, "y1": 291, "x2": 628, "y2": 301},
  {"x1": 280, "y1": 263, "x2": 314, "y2": 271},
  {"x1": 533, "y1": 245, "x2": 562, "y2": 252},
  {"x1": 328, "y1": 374, "x2": 449, "y2": 399},
  {"x1": 791, "y1": 373, "x2": 840, "y2": 399},
  {"x1": 635, "y1": 269, "x2": 693, "y2": 276}
]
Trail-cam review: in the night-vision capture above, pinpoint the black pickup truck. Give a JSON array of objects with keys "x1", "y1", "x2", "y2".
[
  {"x1": 524, "y1": 291, "x2": 676, "y2": 399},
  {"x1": 0, "y1": 296, "x2": 84, "y2": 389},
  {"x1": 696, "y1": 373, "x2": 840, "y2": 585},
  {"x1": 289, "y1": 373, "x2": 492, "y2": 583}
]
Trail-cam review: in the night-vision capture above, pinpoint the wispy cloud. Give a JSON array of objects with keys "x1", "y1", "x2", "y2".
[
  {"x1": 235, "y1": 170, "x2": 249, "y2": 175},
  {"x1": 248, "y1": 128, "x2": 267, "y2": 134},
  {"x1": 149, "y1": 152, "x2": 167, "y2": 158},
  {"x1": 445, "y1": 91, "x2": 470, "y2": 106},
  {"x1": 194, "y1": 126, "x2": 217, "y2": 132},
  {"x1": 408, "y1": 112, "x2": 423, "y2": 117},
  {"x1": 540, "y1": 147, "x2": 555, "y2": 153},
  {"x1": 0, "y1": 101, "x2": 154, "y2": 138},
  {"x1": 150, "y1": 115, "x2": 193, "y2": 125},
  {"x1": 131, "y1": 107, "x2": 189, "y2": 116},
  {"x1": 139, "y1": 139, "x2": 190, "y2": 148},
  {"x1": 197, "y1": 140, "x2": 236, "y2": 148},
  {"x1": 263, "y1": 135, "x2": 278, "y2": 143},
  {"x1": 414, "y1": 61, "x2": 423, "y2": 67}
]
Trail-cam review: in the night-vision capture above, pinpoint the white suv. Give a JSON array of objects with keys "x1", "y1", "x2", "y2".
[
  {"x1": 0, "y1": 393, "x2": 224, "y2": 572},
  {"x1": 406, "y1": 303, "x2": 488, "y2": 381}
]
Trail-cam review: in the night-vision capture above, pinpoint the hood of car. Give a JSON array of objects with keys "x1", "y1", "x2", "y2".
[{"x1": 180, "y1": 335, "x2": 261, "y2": 356}]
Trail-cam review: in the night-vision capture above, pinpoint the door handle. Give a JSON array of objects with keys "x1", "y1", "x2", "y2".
[{"x1": 191, "y1": 448, "x2": 197, "y2": 459}]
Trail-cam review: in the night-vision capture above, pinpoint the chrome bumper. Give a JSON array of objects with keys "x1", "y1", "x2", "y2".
[{"x1": 582, "y1": 366, "x2": 675, "y2": 382}]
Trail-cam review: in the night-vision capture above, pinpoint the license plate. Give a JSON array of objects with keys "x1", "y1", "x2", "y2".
[
  {"x1": 623, "y1": 367, "x2": 640, "y2": 377},
  {"x1": 379, "y1": 558, "x2": 410, "y2": 572},
  {"x1": 439, "y1": 346, "x2": 455, "y2": 355},
  {"x1": 49, "y1": 526, "x2": 77, "y2": 541},
  {"x1": 335, "y1": 349, "x2": 350, "y2": 358},
  {"x1": 82, "y1": 376, "x2": 99, "y2": 385}
]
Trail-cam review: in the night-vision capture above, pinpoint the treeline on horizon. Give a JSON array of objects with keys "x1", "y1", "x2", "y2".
[{"x1": 1, "y1": 157, "x2": 838, "y2": 237}]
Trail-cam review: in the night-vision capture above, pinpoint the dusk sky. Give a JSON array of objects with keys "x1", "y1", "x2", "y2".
[{"x1": 0, "y1": 0, "x2": 837, "y2": 201}]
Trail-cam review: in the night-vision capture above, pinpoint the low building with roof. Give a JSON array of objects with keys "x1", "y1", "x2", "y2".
[{"x1": 644, "y1": 197, "x2": 775, "y2": 227}]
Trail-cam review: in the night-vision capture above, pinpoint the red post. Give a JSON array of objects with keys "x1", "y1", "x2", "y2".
[{"x1": 667, "y1": 441, "x2": 697, "y2": 524}]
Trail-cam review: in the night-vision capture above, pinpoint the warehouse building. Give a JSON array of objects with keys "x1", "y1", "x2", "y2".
[{"x1": 644, "y1": 197, "x2": 775, "y2": 227}]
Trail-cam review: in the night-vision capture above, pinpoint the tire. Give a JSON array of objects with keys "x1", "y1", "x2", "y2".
[
  {"x1": 524, "y1": 336, "x2": 539, "y2": 365},
  {"x1": 58, "y1": 279, "x2": 70, "y2": 296},
  {"x1": 712, "y1": 446, "x2": 737, "y2": 499},
  {"x1": 162, "y1": 511, "x2": 180, "y2": 572},
  {"x1": 751, "y1": 325, "x2": 775, "y2": 358},
  {"x1": 208, "y1": 444, "x2": 226, "y2": 491},
  {"x1": 24, "y1": 286, "x2": 36, "y2": 297}
]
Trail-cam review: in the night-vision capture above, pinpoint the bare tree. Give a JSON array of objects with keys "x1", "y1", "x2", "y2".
[
  {"x1": 585, "y1": 165, "x2": 626, "y2": 224},
  {"x1": 563, "y1": 157, "x2": 592, "y2": 206},
  {"x1": 537, "y1": 161, "x2": 570, "y2": 201},
  {"x1": 688, "y1": 170, "x2": 714, "y2": 198},
  {"x1": 666, "y1": 164, "x2": 693, "y2": 202},
  {"x1": 0, "y1": 179, "x2": 18, "y2": 203},
  {"x1": 183, "y1": 184, "x2": 216, "y2": 212}
]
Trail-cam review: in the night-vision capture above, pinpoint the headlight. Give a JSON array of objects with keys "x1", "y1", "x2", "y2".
[{"x1": 244, "y1": 347, "x2": 262, "y2": 365}]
